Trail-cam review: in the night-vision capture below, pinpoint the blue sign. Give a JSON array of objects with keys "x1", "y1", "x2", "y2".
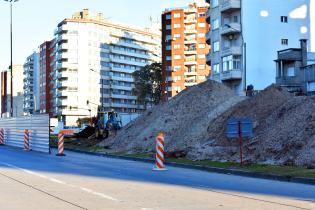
[{"x1": 226, "y1": 118, "x2": 253, "y2": 138}]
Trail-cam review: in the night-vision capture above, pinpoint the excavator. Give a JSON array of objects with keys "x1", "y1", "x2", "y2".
[{"x1": 94, "y1": 108, "x2": 123, "y2": 139}]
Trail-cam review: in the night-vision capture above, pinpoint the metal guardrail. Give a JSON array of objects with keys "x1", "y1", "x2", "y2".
[{"x1": 0, "y1": 115, "x2": 50, "y2": 153}]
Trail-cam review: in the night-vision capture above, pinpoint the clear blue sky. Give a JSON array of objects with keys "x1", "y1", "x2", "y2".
[{"x1": 0, "y1": 0, "x2": 207, "y2": 69}]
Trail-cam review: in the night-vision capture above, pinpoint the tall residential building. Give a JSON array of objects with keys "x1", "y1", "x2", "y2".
[
  {"x1": 1, "y1": 65, "x2": 24, "y2": 117},
  {"x1": 23, "y1": 52, "x2": 40, "y2": 114},
  {"x1": 161, "y1": 3, "x2": 211, "y2": 101},
  {"x1": 206, "y1": 0, "x2": 315, "y2": 94},
  {"x1": 39, "y1": 40, "x2": 53, "y2": 115},
  {"x1": 52, "y1": 9, "x2": 161, "y2": 125}
]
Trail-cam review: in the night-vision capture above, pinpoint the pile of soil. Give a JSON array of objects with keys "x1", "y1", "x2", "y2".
[
  {"x1": 101, "y1": 81, "x2": 315, "y2": 168},
  {"x1": 189, "y1": 85, "x2": 315, "y2": 168},
  {"x1": 100, "y1": 80, "x2": 243, "y2": 155}
]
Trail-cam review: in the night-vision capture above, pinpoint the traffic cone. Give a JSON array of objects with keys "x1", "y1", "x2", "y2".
[
  {"x1": 153, "y1": 132, "x2": 167, "y2": 171},
  {"x1": 56, "y1": 131, "x2": 66, "y2": 156},
  {"x1": 0, "y1": 129, "x2": 4, "y2": 145},
  {"x1": 24, "y1": 129, "x2": 30, "y2": 151}
]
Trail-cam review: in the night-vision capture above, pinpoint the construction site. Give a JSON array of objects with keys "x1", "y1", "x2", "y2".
[{"x1": 69, "y1": 80, "x2": 314, "y2": 169}]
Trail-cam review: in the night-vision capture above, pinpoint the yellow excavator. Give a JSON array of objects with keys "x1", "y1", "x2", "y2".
[{"x1": 95, "y1": 109, "x2": 123, "y2": 139}]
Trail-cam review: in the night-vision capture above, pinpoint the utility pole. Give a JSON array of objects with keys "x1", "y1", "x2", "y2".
[{"x1": 3, "y1": 0, "x2": 19, "y2": 117}]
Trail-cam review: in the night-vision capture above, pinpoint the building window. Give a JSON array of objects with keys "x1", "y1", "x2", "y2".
[
  {"x1": 174, "y1": 13, "x2": 181, "y2": 18},
  {"x1": 287, "y1": 67, "x2": 295, "y2": 76},
  {"x1": 199, "y1": 44, "x2": 206, "y2": 49},
  {"x1": 166, "y1": 14, "x2": 172, "y2": 20},
  {"x1": 212, "y1": 19, "x2": 219, "y2": 30},
  {"x1": 212, "y1": 0, "x2": 219, "y2": 8},
  {"x1": 233, "y1": 16, "x2": 238, "y2": 23},
  {"x1": 174, "y1": 34, "x2": 181, "y2": 39},
  {"x1": 222, "y1": 55, "x2": 240, "y2": 71},
  {"x1": 281, "y1": 16, "x2": 288, "y2": 23},
  {"x1": 199, "y1": 64, "x2": 206, "y2": 70},
  {"x1": 199, "y1": 13, "x2": 206, "y2": 17},
  {"x1": 198, "y1": 54, "x2": 206, "y2": 59},
  {"x1": 166, "y1": 56, "x2": 172, "y2": 61},
  {"x1": 165, "y1": 35, "x2": 172, "y2": 41},
  {"x1": 213, "y1": 63, "x2": 220, "y2": 73},
  {"x1": 213, "y1": 41, "x2": 220, "y2": 52},
  {"x1": 198, "y1": 33, "x2": 205, "y2": 38},
  {"x1": 174, "y1": 55, "x2": 181, "y2": 60},
  {"x1": 174, "y1": 44, "x2": 181, "y2": 49},
  {"x1": 174, "y1": 66, "x2": 181, "y2": 71},
  {"x1": 174, "y1": 24, "x2": 181, "y2": 28},
  {"x1": 166, "y1": 45, "x2": 171, "y2": 50},
  {"x1": 281, "y1": 39, "x2": 288, "y2": 45},
  {"x1": 166, "y1": 66, "x2": 172, "y2": 71},
  {"x1": 166, "y1": 25, "x2": 172, "y2": 30},
  {"x1": 198, "y1": 23, "x2": 206, "y2": 28}
]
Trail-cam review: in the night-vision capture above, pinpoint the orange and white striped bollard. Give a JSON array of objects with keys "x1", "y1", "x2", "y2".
[
  {"x1": 24, "y1": 129, "x2": 30, "y2": 151},
  {"x1": 56, "y1": 131, "x2": 66, "y2": 156},
  {"x1": 153, "y1": 132, "x2": 167, "y2": 171},
  {"x1": 0, "y1": 129, "x2": 4, "y2": 145}
]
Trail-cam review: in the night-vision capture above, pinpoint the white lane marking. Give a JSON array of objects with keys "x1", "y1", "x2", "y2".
[
  {"x1": 0, "y1": 161, "x2": 120, "y2": 202},
  {"x1": 49, "y1": 178, "x2": 66, "y2": 185}
]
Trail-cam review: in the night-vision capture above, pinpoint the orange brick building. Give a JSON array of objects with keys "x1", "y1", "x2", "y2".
[{"x1": 162, "y1": 3, "x2": 211, "y2": 101}]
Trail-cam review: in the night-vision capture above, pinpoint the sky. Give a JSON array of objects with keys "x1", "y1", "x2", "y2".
[{"x1": 0, "y1": 0, "x2": 207, "y2": 69}]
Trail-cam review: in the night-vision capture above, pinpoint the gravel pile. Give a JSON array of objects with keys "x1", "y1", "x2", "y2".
[
  {"x1": 188, "y1": 86, "x2": 315, "y2": 168},
  {"x1": 100, "y1": 80, "x2": 243, "y2": 155}
]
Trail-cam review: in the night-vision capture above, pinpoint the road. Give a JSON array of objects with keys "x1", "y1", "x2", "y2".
[{"x1": 0, "y1": 146, "x2": 314, "y2": 210}]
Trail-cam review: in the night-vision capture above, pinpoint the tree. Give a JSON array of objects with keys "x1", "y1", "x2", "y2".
[{"x1": 132, "y1": 62, "x2": 162, "y2": 109}]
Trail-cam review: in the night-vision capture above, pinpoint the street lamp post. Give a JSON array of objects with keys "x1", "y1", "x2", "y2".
[
  {"x1": 4, "y1": 0, "x2": 18, "y2": 117},
  {"x1": 225, "y1": 24, "x2": 247, "y2": 93}
]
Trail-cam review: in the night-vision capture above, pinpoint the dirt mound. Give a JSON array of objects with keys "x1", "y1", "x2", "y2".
[
  {"x1": 188, "y1": 86, "x2": 315, "y2": 167},
  {"x1": 100, "y1": 80, "x2": 243, "y2": 154}
]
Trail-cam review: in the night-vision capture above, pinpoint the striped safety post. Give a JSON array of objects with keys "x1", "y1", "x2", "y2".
[
  {"x1": 153, "y1": 132, "x2": 167, "y2": 171},
  {"x1": 0, "y1": 129, "x2": 4, "y2": 145},
  {"x1": 56, "y1": 131, "x2": 66, "y2": 156},
  {"x1": 24, "y1": 129, "x2": 30, "y2": 151}
]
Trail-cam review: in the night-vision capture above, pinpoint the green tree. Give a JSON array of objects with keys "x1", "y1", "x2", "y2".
[{"x1": 132, "y1": 62, "x2": 162, "y2": 109}]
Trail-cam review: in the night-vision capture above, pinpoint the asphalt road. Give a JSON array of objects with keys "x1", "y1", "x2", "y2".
[{"x1": 0, "y1": 146, "x2": 314, "y2": 210}]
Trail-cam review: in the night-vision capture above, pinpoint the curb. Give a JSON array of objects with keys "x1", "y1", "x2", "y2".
[{"x1": 55, "y1": 147, "x2": 315, "y2": 186}]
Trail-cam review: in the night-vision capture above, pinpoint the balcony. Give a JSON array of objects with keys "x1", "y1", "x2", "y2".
[
  {"x1": 184, "y1": 81, "x2": 197, "y2": 86},
  {"x1": 184, "y1": 50, "x2": 197, "y2": 55},
  {"x1": 184, "y1": 60, "x2": 198, "y2": 65},
  {"x1": 184, "y1": 18, "x2": 197, "y2": 24},
  {"x1": 109, "y1": 57, "x2": 147, "y2": 67},
  {"x1": 221, "y1": 69, "x2": 242, "y2": 81},
  {"x1": 184, "y1": 29, "x2": 197, "y2": 34},
  {"x1": 221, "y1": 23, "x2": 241, "y2": 36},
  {"x1": 184, "y1": 39, "x2": 197, "y2": 44},
  {"x1": 206, "y1": 31, "x2": 211, "y2": 44},
  {"x1": 111, "y1": 76, "x2": 134, "y2": 83},
  {"x1": 276, "y1": 76, "x2": 300, "y2": 86},
  {"x1": 111, "y1": 94, "x2": 137, "y2": 100},
  {"x1": 184, "y1": 71, "x2": 198, "y2": 76},
  {"x1": 110, "y1": 48, "x2": 150, "y2": 59},
  {"x1": 221, "y1": 0, "x2": 241, "y2": 13},
  {"x1": 221, "y1": 46, "x2": 242, "y2": 57}
]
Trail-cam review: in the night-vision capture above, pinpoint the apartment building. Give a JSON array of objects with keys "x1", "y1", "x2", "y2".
[
  {"x1": 206, "y1": 0, "x2": 315, "y2": 95},
  {"x1": 52, "y1": 9, "x2": 161, "y2": 125},
  {"x1": 162, "y1": 3, "x2": 211, "y2": 101},
  {"x1": 23, "y1": 52, "x2": 40, "y2": 114},
  {"x1": 1, "y1": 65, "x2": 24, "y2": 117},
  {"x1": 39, "y1": 40, "x2": 54, "y2": 115}
]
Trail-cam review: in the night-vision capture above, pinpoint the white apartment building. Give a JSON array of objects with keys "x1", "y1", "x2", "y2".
[
  {"x1": 23, "y1": 52, "x2": 40, "y2": 114},
  {"x1": 52, "y1": 9, "x2": 161, "y2": 125},
  {"x1": 206, "y1": 0, "x2": 315, "y2": 94}
]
